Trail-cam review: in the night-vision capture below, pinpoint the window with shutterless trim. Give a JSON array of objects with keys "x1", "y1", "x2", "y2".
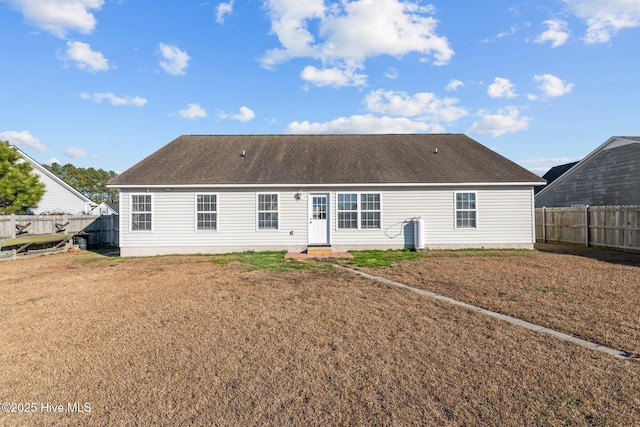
[
  {"x1": 360, "y1": 193, "x2": 381, "y2": 229},
  {"x1": 196, "y1": 194, "x2": 217, "y2": 231},
  {"x1": 337, "y1": 193, "x2": 358, "y2": 229},
  {"x1": 455, "y1": 192, "x2": 477, "y2": 229},
  {"x1": 131, "y1": 194, "x2": 152, "y2": 231},
  {"x1": 257, "y1": 193, "x2": 279, "y2": 230},
  {"x1": 336, "y1": 192, "x2": 381, "y2": 229}
]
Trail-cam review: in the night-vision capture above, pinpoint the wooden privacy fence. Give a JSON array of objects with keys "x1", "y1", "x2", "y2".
[
  {"x1": 0, "y1": 214, "x2": 119, "y2": 248},
  {"x1": 536, "y1": 205, "x2": 640, "y2": 251}
]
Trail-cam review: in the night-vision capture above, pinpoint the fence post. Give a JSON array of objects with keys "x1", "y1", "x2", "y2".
[
  {"x1": 542, "y1": 207, "x2": 546, "y2": 243},
  {"x1": 585, "y1": 205, "x2": 590, "y2": 247},
  {"x1": 10, "y1": 214, "x2": 16, "y2": 239}
]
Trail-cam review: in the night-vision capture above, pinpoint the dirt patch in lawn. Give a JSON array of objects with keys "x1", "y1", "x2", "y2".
[
  {"x1": 354, "y1": 244, "x2": 640, "y2": 358},
  {"x1": 0, "y1": 250, "x2": 638, "y2": 426}
]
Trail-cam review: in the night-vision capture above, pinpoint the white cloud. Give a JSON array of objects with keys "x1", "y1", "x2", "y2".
[
  {"x1": 286, "y1": 114, "x2": 443, "y2": 134},
  {"x1": 564, "y1": 0, "x2": 640, "y2": 43},
  {"x1": 3, "y1": 0, "x2": 104, "y2": 38},
  {"x1": 177, "y1": 103, "x2": 207, "y2": 120},
  {"x1": 261, "y1": 0, "x2": 453, "y2": 86},
  {"x1": 481, "y1": 24, "x2": 521, "y2": 44},
  {"x1": 287, "y1": 87, "x2": 469, "y2": 135},
  {"x1": 534, "y1": 74, "x2": 574, "y2": 97},
  {"x1": 60, "y1": 41, "x2": 109, "y2": 72},
  {"x1": 520, "y1": 156, "x2": 581, "y2": 168},
  {"x1": 496, "y1": 24, "x2": 519, "y2": 39},
  {"x1": 384, "y1": 68, "x2": 398, "y2": 79},
  {"x1": 320, "y1": 1, "x2": 452, "y2": 64},
  {"x1": 363, "y1": 89, "x2": 468, "y2": 122},
  {"x1": 65, "y1": 146, "x2": 97, "y2": 158},
  {"x1": 467, "y1": 106, "x2": 531, "y2": 137},
  {"x1": 300, "y1": 65, "x2": 367, "y2": 87},
  {"x1": 535, "y1": 19, "x2": 570, "y2": 47},
  {"x1": 45, "y1": 157, "x2": 61, "y2": 165},
  {"x1": 231, "y1": 106, "x2": 256, "y2": 122},
  {"x1": 0, "y1": 130, "x2": 47, "y2": 152},
  {"x1": 488, "y1": 77, "x2": 517, "y2": 98},
  {"x1": 519, "y1": 156, "x2": 582, "y2": 175},
  {"x1": 80, "y1": 92, "x2": 147, "y2": 106},
  {"x1": 158, "y1": 43, "x2": 191, "y2": 76},
  {"x1": 218, "y1": 106, "x2": 256, "y2": 122},
  {"x1": 446, "y1": 79, "x2": 464, "y2": 91},
  {"x1": 216, "y1": 0, "x2": 234, "y2": 24}
]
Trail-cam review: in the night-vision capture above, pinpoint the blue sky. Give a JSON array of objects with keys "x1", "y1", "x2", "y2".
[{"x1": 1, "y1": 0, "x2": 639, "y2": 175}]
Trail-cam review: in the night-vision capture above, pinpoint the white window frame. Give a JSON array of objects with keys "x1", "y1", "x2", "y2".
[
  {"x1": 454, "y1": 191, "x2": 477, "y2": 229},
  {"x1": 337, "y1": 193, "x2": 358, "y2": 229},
  {"x1": 130, "y1": 193, "x2": 152, "y2": 232},
  {"x1": 256, "y1": 193, "x2": 279, "y2": 231},
  {"x1": 336, "y1": 192, "x2": 382, "y2": 230},
  {"x1": 195, "y1": 193, "x2": 218, "y2": 232}
]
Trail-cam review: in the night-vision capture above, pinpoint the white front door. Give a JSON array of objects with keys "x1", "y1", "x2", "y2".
[{"x1": 309, "y1": 194, "x2": 329, "y2": 245}]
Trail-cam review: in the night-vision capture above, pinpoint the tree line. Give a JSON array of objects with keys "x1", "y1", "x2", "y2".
[{"x1": 43, "y1": 162, "x2": 119, "y2": 204}]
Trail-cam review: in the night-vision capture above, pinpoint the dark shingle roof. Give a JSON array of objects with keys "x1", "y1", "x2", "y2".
[
  {"x1": 534, "y1": 161, "x2": 578, "y2": 194},
  {"x1": 542, "y1": 161, "x2": 579, "y2": 184},
  {"x1": 109, "y1": 134, "x2": 545, "y2": 186}
]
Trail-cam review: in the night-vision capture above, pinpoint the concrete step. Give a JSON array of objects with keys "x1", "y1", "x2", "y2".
[{"x1": 306, "y1": 246, "x2": 333, "y2": 255}]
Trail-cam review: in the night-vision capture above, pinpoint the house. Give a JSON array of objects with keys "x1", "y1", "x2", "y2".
[
  {"x1": 91, "y1": 202, "x2": 119, "y2": 216},
  {"x1": 16, "y1": 148, "x2": 95, "y2": 215},
  {"x1": 535, "y1": 136, "x2": 640, "y2": 207},
  {"x1": 108, "y1": 134, "x2": 545, "y2": 257},
  {"x1": 534, "y1": 161, "x2": 578, "y2": 195}
]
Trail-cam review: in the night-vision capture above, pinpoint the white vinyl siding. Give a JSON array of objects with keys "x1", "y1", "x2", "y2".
[
  {"x1": 131, "y1": 194, "x2": 152, "y2": 231},
  {"x1": 118, "y1": 187, "x2": 536, "y2": 256},
  {"x1": 119, "y1": 190, "x2": 308, "y2": 255},
  {"x1": 330, "y1": 187, "x2": 535, "y2": 249},
  {"x1": 196, "y1": 194, "x2": 217, "y2": 231},
  {"x1": 28, "y1": 166, "x2": 92, "y2": 215}
]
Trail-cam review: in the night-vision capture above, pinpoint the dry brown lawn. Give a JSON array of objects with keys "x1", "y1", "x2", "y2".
[
  {"x1": 358, "y1": 244, "x2": 640, "y2": 358},
  {"x1": 0, "y1": 247, "x2": 639, "y2": 426}
]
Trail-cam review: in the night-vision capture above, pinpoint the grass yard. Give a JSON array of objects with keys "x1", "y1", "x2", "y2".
[
  {"x1": 350, "y1": 244, "x2": 640, "y2": 358},
  {"x1": 0, "y1": 246, "x2": 638, "y2": 426}
]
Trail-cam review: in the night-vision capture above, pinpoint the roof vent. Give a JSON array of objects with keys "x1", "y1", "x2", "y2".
[
  {"x1": 241, "y1": 150, "x2": 246, "y2": 157},
  {"x1": 434, "y1": 147, "x2": 438, "y2": 154}
]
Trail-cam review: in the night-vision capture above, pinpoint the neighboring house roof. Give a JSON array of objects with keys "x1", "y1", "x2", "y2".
[
  {"x1": 107, "y1": 203, "x2": 119, "y2": 214},
  {"x1": 534, "y1": 161, "x2": 578, "y2": 194},
  {"x1": 535, "y1": 136, "x2": 640, "y2": 204},
  {"x1": 542, "y1": 161, "x2": 579, "y2": 185},
  {"x1": 15, "y1": 148, "x2": 95, "y2": 214},
  {"x1": 109, "y1": 134, "x2": 545, "y2": 187},
  {"x1": 91, "y1": 202, "x2": 119, "y2": 215}
]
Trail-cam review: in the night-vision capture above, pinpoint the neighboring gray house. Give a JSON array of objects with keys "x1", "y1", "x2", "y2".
[
  {"x1": 535, "y1": 136, "x2": 640, "y2": 207},
  {"x1": 108, "y1": 134, "x2": 545, "y2": 257},
  {"x1": 17, "y1": 148, "x2": 95, "y2": 215},
  {"x1": 534, "y1": 161, "x2": 578, "y2": 195}
]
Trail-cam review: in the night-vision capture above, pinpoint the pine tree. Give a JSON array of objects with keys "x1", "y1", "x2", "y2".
[{"x1": 0, "y1": 141, "x2": 45, "y2": 214}]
